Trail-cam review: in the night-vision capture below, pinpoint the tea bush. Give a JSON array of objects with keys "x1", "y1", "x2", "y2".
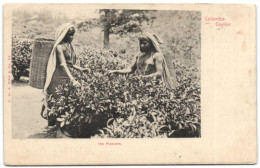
[
  {"x1": 47, "y1": 47, "x2": 201, "y2": 138},
  {"x1": 12, "y1": 37, "x2": 32, "y2": 81}
]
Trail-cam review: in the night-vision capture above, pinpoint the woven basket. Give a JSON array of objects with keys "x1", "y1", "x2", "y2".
[{"x1": 29, "y1": 38, "x2": 55, "y2": 89}]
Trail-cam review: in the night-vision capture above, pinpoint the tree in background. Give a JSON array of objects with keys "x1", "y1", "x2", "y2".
[
  {"x1": 99, "y1": 9, "x2": 156, "y2": 49},
  {"x1": 182, "y1": 11, "x2": 201, "y2": 60}
]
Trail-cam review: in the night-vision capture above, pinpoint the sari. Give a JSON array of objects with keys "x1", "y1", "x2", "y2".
[
  {"x1": 139, "y1": 33, "x2": 177, "y2": 90},
  {"x1": 41, "y1": 23, "x2": 75, "y2": 118}
]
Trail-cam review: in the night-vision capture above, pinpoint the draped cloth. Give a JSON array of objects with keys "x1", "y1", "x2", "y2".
[
  {"x1": 143, "y1": 32, "x2": 177, "y2": 90},
  {"x1": 41, "y1": 23, "x2": 75, "y2": 118}
]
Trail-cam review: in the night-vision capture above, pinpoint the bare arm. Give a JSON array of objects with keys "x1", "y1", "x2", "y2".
[
  {"x1": 56, "y1": 45, "x2": 74, "y2": 80},
  {"x1": 72, "y1": 61, "x2": 91, "y2": 73},
  {"x1": 73, "y1": 64, "x2": 84, "y2": 71},
  {"x1": 112, "y1": 64, "x2": 136, "y2": 74},
  {"x1": 56, "y1": 45, "x2": 80, "y2": 86},
  {"x1": 68, "y1": 45, "x2": 90, "y2": 72},
  {"x1": 109, "y1": 56, "x2": 137, "y2": 74},
  {"x1": 57, "y1": 45, "x2": 80, "y2": 86}
]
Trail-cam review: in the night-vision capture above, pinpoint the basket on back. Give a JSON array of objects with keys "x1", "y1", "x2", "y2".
[{"x1": 29, "y1": 38, "x2": 55, "y2": 89}]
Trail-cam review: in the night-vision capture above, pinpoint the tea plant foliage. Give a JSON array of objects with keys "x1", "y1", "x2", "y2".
[{"x1": 47, "y1": 47, "x2": 201, "y2": 138}]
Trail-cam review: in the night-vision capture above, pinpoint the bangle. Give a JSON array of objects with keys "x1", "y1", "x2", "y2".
[{"x1": 71, "y1": 78, "x2": 75, "y2": 82}]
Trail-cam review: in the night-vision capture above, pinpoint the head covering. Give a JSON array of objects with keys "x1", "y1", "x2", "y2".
[
  {"x1": 43, "y1": 23, "x2": 75, "y2": 95},
  {"x1": 142, "y1": 33, "x2": 163, "y2": 53},
  {"x1": 143, "y1": 32, "x2": 177, "y2": 90},
  {"x1": 41, "y1": 23, "x2": 74, "y2": 118}
]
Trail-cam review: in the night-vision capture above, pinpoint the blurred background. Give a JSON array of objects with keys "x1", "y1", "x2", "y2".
[{"x1": 12, "y1": 5, "x2": 201, "y2": 68}]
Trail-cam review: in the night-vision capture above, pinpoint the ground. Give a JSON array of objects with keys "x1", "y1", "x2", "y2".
[{"x1": 12, "y1": 77, "x2": 48, "y2": 139}]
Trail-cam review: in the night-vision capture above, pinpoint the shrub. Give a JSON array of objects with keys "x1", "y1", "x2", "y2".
[
  {"x1": 47, "y1": 47, "x2": 201, "y2": 138},
  {"x1": 12, "y1": 37, "x2": 32, "y2": 81}
]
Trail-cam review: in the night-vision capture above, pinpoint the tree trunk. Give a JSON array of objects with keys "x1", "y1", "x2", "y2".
[
  {"x1": 104, "y1": 25, "x2": 110, "y2": 49},
  {"x1": 103, "y1": 10, "x2": 111, "y2": 49}
]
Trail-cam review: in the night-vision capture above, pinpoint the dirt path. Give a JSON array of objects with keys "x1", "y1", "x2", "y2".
[{"x1": 12, "y1": 77, "x2": 48, "y2": 139}]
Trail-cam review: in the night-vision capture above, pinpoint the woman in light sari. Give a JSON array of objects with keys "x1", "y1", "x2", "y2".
[
  {"x1": 109, "y1": 32, "x2": 177, "y2": 90},
  {"x1": 42, "y1": 23, "x2": 88, "y2": 126}
]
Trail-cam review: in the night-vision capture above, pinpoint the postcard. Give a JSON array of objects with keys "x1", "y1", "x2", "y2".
[{"x1": 3, "y1": 3, "x2": 256, "y2": 165}]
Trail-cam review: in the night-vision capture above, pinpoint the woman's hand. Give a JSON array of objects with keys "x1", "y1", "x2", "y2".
[
  {"x1": 71, "y1": 78, "x2": 81, "y2": 87},
  {"x1": 141, "y1": 74, "x2": 152, "y2": 78},
  {"x1": 73, "y1": 65, "x2": 91, "y2": 74},
  {"x1": 81, "y1": 67, "x2": 91, "y2": 73},
  {"x1": 107, "y1": 70, "x2": 118, "y2": 74}
]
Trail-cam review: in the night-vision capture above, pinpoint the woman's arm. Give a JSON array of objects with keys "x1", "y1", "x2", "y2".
[
  {"x1": 70, "y1": 45, "x2": 90, "y2": 73},
  {"x1": 56, "y1": 45, "x2": 80, "y2": 86},
  {"x1": 73, "y1": 64, "x2": 89, "y2": 72},
  {"x1": 109, "y1": 66, "x2": 135, "y2": 74},
  {"x1": 73, "y1": 64, "x2": 91, "y2": 73},
  {"x1": 108, "y1": 56, "x2": 137, "y2": 74}
]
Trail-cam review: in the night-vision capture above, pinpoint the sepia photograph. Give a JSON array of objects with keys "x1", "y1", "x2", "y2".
[
  {"x1": 11, "y1": 6, "x2": 201, "y2": 139},
  {"x1": 4, "y1": 3, "x2": 256, "y2": 165}
]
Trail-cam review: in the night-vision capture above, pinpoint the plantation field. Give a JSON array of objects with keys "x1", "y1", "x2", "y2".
[{"x1": 12, "y1": 9, "x2": 201, "y2": 138}]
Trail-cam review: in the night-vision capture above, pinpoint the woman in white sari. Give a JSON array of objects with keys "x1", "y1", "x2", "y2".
[{"x1": 42, "y1": 23, "x2": 88, "y2": 125}]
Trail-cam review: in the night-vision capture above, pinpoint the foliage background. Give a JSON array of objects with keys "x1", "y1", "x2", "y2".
[
  {"x1": 12, "y1": 8, "x2": 201, "y2": 138},
  {"x1": 12, "y1": 8, "x2": 201, "y2": 68}
]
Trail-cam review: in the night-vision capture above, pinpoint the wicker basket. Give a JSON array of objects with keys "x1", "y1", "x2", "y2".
[{"x1": 29, "y1": 38, "x2": 55, "y2": 89}]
